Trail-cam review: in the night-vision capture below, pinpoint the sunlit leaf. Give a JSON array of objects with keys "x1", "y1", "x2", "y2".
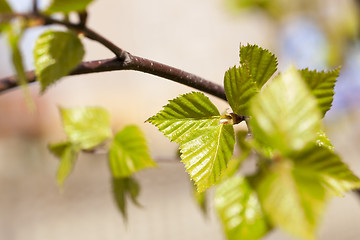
[
  {"x1": 255, "y1": 159, "x2": 327, "y2": 240},
  {"x1": 109, "y1": 125, "x2": 156, "y2": 178},
  {"x1": 290, "y1": 145, "x2": 360, "y2": 196},
  {"x1": 0, "y1": 0, "x2": 12, "y2": 13},
  {"x1": 49, "y1": 142, "x2": 79, "y2": 188},
  {"x1": 240, "y1": 44, "x2": 278, "y2": 89},
  {"x1": 180, "y1": 123, "x2": 235, "y2": 192},
  {"x1": 147, "y1": 92, "x2": 221, "y2": 143},
  {"x1": 112, "y1": 177, "x2": 141, "y2": 221},
  {"x1": 34, "y1": 30, "x2": 84, "y2": 92},
  {"x1": 250, "y1": 67, "x2": 321, "y2": 154},
  {"x1": 60, "y1": 107, "x2": 112, "y2": 150},
  {"x1": 300, "y1": 68, "x2": 340, "y2": 117},
  {"x1": 46, "y1": 0, "x2": 93, "y2": 14},
  {"x1": 224, "y1": 66, "x2": 258, "y2": 115},
  {"x1": 215, "y1": 176, "x2": 270, "y2": 240}
]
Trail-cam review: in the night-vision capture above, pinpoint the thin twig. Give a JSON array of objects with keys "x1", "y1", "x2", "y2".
[{"x1": 32, "y1": 0, "x2": 38, "y2": 14}]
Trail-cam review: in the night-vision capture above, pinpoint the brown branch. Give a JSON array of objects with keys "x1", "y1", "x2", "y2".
[{"x1": 0, "y1": 55, "x2": 227, "y2": 100}]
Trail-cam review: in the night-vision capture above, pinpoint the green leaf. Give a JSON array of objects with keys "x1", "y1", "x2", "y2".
[
  {"x1": 224, "y1": 66, "x2": 258, "y2": 115},
  {"x1": 0, "y1": 0, "x2": 12, "y2": 13},
  {"x1": 255, "y1": 159, "x2": 327, "y2": 240},
  {"x1": 290, "y1": 145, "x2": 360, "y2": 196},
  {"x1": 299, "y1": 68, "x2": 340, "y2": 117},
  {"x1": 49, "y1": 142, "x2": 79, "y2": 188},
  {"x1": 112, "y1": 177, "x2": 141, "y2": 221},
  {"x1": 215, "y1": 176, "x2": 270, "y2": 240},
  {"x1": 147, "y1": 92, "x2": 221, "y2": 143},
  {"x1": 34, "y1": 30, "x2": 84, "y2": 92},
  {"x1": 192, "y1": 181, "x2": 208, "y2": 215},
  {"x1": 240, "y1": 44, "x2": 278, "y2": 89},
  {"x1": 60, "y1": 107, "x2": 112, "y2": 150},
  {"x1": 315, "y1": 131, "x2": 334, "y2": 151},
  {"x1": 46, "y1": 0, "x2": 93, "y2": 14},
  {"x1": 250, "y1": 67, "x2": 321, "y2": 154},
  {"x1": 180, "y1": 123, "x2": 235, "y2": 192},
  {"x1": 109, "y1": 125, "x2": 156, "y2": 178},
  {"x1": 7, "y1": 21, "x2": 35, "y2": 111}
]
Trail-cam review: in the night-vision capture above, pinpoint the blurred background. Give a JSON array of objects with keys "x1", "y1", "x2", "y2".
[{"x1": 1, "y1": 0, "x2": 360, "y2": 239}]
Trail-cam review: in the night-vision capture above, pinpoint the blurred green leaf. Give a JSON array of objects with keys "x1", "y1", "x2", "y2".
[
  {"x1": 299, "y1": 68, "x2": 340, "y2": 117},
  {"x1": 250, "y1": 67, "x2": 321, "y2": 154},
  {"x1": 240, "y1": 44, "x2": 278, "y2": 89},
  {"x1": 109, "y1": 125, "x2": 156, "y2": 178},
  {"x1": 147, "y1": 92, "x2": 221, "y2": 143},
  {"x1": 60, "y1": 107, "x2": 112, "y2": 150},
  {"x1": 215, "y1": 176, "x2": 270, "y2": 240},
  {"x1": 255, "y1": 159, "x2": 327, "y2": 240},
  {"x1": 290, "y1": 145, "x2": 360, "y2": 196},
  {"x1": 180, "y1": 123, "x2": 235, "y2": 192},
  {"x1": 224, "y1": 66, "x2": 258, "y2": 115},
  {"x1": 49, "y1": 142, "x2": 79, "y2": 188},
  {"x1": 46, "y1": 0, "x2": 93, "y2": 14},
  {"x1": 0, "y1": 0, "x2": 12, "y2": 13},
  {"x1": 192, "y1": 181, "x2": 208, "y2": 215},
  {"x1": 34, "y1": 30, "x2": 84, "y2": 92},
  {"x1": 112, "y1": 177, "x2": 141, "y2": 221}
]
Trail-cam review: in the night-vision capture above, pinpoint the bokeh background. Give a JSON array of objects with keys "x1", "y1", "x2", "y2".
[{"x1": 1, "y1": 0, "x2": 360, "y2": 239}]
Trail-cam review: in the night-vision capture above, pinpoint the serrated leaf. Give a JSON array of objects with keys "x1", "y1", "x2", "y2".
[
  {"x1": 49, "y1": 142, "x2": 79, "y2": 188},
  {"x1": 46, "y1": 0, "x2": 93, "y2": 14},
  {"x1": 240, "y1": 44, "x2": 278, "y2": 89},
  {"x1": 299, "y1": 68, "x2": 339, "y2": 117},
  {"x1": 7, "y1": 21, "x2": 35, "y2": 110},
  {"x1": 34, "y1": 30, "x2": 84, "y2": 92},
  {"x1": 180, "y1": 123, "x2": 235, "y2": 192},
  {"x1": 0, "y1": 0, "x2": 12, "y2": 13},
  {"x1": 112, "y1": 177, "x2": 141, "y2": 221},
  {"x1": 147, "y1": 92, "x2": 221, "y2": 143},
  {"x1": 109, "y1": 125, "x2": 156, "y2": 178},
  {"x1": 315, "y1": 131, "x2": 334, "y2": 151},
  {"x1": 290, "y1": 145, "x2": 360, "y2": 196},
  {"x1": 224, "y1": 66, "x2": 258, "y2": 115},
  {"x1": 60, "y1": 107, "x2": 112, "y2": 150},
  {"x1": 255, "y1": 159, "x2": 327, "y2": 240},
  {"x1": 250, "y1": 67, "x2": 321, "y2": 154},
  {"x1": 215, "y1": 176, "x2": 270, "y2": 240}
]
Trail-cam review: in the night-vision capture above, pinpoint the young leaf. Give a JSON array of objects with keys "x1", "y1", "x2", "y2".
[
  {"x1": 49, "y1": 142, "x2": 79, "y2": 188},
  {"x1": 315, "y1": 131, "x2": 334, "y2": 151},
  {"x1": 60, "y1": 107, "x2": 112, "y2": 150},
  {"x1": 109, "y1": 125, "x2": 156, "y2": 178},
  {"x1": 215, "y1": 176, "x2": 270, "y2": 240},
  {"x1": 147, "y1": 92, "x2": 221, "y2": 143},
  {"x1": 180, "y1": 123, "x2": 235, "y2": 192},
  {"x1": 46, "y1": 0, "x2": 93, "y2": 14},
  {"x1": 0, "y1": 0, "x2": 12, "y2": 13},
  {"x1": 299, "y1": 68, "x2": 340, "y2": 117},
  {"x1": 255, "y1": 159, "x2": 327, "y2": 240},
  {"x1": 250, "y1": 67, "x2": 321, "y2": 154},
  {"x1": 34, "y1": 30, "x2": 84, "y2": 92},
  {"x1": 291, "y1": 145, "x2": 360, "y2": 196},
  {"x1": 112, "y1": 177, "x2": 141, "y2": 221},
  {"x1": 240, "y1": 44, "x2": 278, "y2": 89},
  {"x1": 224, "y1": 66, "x2": 258, "y2": 115}
]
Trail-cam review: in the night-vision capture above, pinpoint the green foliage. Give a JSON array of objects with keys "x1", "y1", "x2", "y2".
[
  {"x1": 49, "y1": 142, "x2": 79, "y2": 188},
  {"x1": 0, "y1": 0, "x2": 11, "y2": 13},
  {"x1": 315, "y1": 131, "x2": 334, "y2": 151},
  {"x1": 299, "y1": 68, "x2": 340, "y2": 117},
  {"x1": 46, "y1": 0, "x2": 93, "y2": 14},
  {"x1": 250, "y1": 67, "x2": 321, "y2": 154},
  {"x1": 34, "y1": 30, "x2": 84, "y2": 92},
  {"x1": 192, "y1": 181, "x2": 208, "y2": 215},
  {"x1": 109, "y1": 125, "x2": 156, "y2": 178},
  {"x1": 215, "y1": 176, "x2": 270, "y2": 240},
  {"x1": 112, "y1": 177, "x2": 141, "y2": 221},
  {"x1": 239, "y1": 44, "x2": 278, "y2": 89},
  {"x1": 60, "y1": 107, "x2": 112, "y2": 150},
  {"x1": 148, "y1": 92, "x2": 235, "y2": 192}
]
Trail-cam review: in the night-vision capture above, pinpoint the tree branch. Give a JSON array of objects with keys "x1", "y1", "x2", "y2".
[{"x1": 0, "y1": 55, "x2": 227, "y2": 100}]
